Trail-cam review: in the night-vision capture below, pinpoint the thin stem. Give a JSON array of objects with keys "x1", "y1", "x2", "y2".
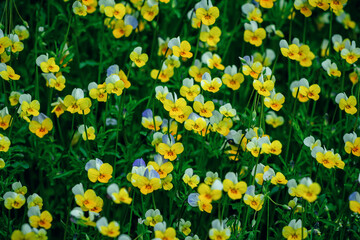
[
  {"x1": 152, "y1": 192, "x2": 157, "y2": 209},
  {"x1": 146, "y1": 47, "x2": 169, "y2": 109},
  {"x1": 192, "y1": 23, "x2": 202, "y2": 65},
  {"x1": 82, "y1": 112, "x2": 91, "y2": 157},
  {"x1": 128, "y1": 190, "x2": 136, "y2": 234},
  {"x1": 285, "y1": 89, "x2": 299, "y2": 161}
]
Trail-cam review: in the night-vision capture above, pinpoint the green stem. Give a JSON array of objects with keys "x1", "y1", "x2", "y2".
[
  {"x1": 146, "y1": 47, "x2": 169, "y2": 109},
  {"x1": 82, "y1": 112, "x2": 91, "y2": 158},
  {"x1": 128, "y1": 190, "x2": 136, "y2": 234},
  {"x1": 34, "y1": 15, "x2": 39, "y2": 101},
  {"x1": 266, "y1": 197, "x2": 269, "y2": 240},
  {"x1": 152, "y1": 192, "x2": 157, "y2": 209},
  {"x1": 47, "y1": 88, "x2": 53, "y2": 116},
  {"x1": 285, "y1": 89, "x2": 299, "y2": 161},
  {"x1": 326, "y1": 10, "x2": 333, "y2": 56},
  {"x1": 114, "y1": 91, "x2": 126, "y2": 178},
  {"x1": 56, "y1": 116, "x2": 65, "y2": 146},
  {"x1": 354, "y1": 82, "x2": 360, "y2": 131},
  {"x1": 192, "y1": 23, "x2": 202, "y2": 65}
]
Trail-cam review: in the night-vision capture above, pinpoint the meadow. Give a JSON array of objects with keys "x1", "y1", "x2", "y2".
[{"x1": 0, "y1": 0, "x2": 360, "y2": 239}]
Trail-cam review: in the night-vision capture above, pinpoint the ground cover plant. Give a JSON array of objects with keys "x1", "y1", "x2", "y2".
[{"x1": 0, "y1": 0, "x2": 360, "y2": 239}]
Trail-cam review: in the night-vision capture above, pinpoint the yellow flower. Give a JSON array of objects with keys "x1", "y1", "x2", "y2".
[
  {"x1": 9, "y1": 34, "x2": 24, "y2": 53},
  {"x1": 178, "y1": 219, "x2": 191, "y2": 236},
  {"x1": 107, "y1": 183, "x2": 132, "y2": 204},
  {"x1": 253, "y1": 77, "x2": 274, "y2": 97},
  {"x1": 144, "y1": 209, "x2": 163, "y2": 227},
  {"x1": 0, "y1": 107, "x2": 11, "y2": 130},
  {"x1": 201, "y1": 73, "x2": 222, "y2": 93},
  {"x1": 137, "y1": 170, "x2": 162, "y2": 195},
  {"x1": 244, "y1": 21, "x2": 266, "y2": 47},
  {"x1": 148, "y1": 154, "x2": 174, "y2": 178},
  {"x1": 182, "y1": 168, "x2": 200, "y2": 189},
  {"x1": 63, "y1": 88, "x2": 92, "y2": 115},
  {"x1": 243, "y1": 187, "x2": 264, "y2": 211},
  {"x1": 184, "y1": 113, "x2": 208, "y2": 134},
  {"x1": 3, "y1": 192, "x2": 26, "y2": 209},
  {"x1": 344, "y1": 133, "x2": 360, "y2": 156},
  {"x1": 86, "y1": 158, "x2": 113, "y2": 183},
  {"x1": 200, "y1": 26, "x2": 221, "y2": 46},
  {"x1": 271, "y1": 172, "x2": 288, "y2": 185},
  {"x1": 223, "y1": 172, "x2": 247, "y2": 200},
  {"x1": 189, "y1": 60, "x2": 210, "y2": 82},
  {"x1": 130, "y1": 47, "x2": 148, "y2": 67},
  {"x1": 28, "y1": 206, "x2": 53, "y2": 229},
  {"x1": 315, "y1": 150, "x2": 336, "y2": 169},
  {"x1": 298, "y1": 84, "x2": 320, "y2": 102},
  {"x1": 222, "y1": 65, "x2": 244, "y2": 90},
  {"x1": 154, "y1": 222, "x2": 177, "y2": 240},
  {"x1": 141, "y1": 3, "x2": 159, "y2": 21},
  {"x1": 19, "y1": 94, "x2": 40, "y2": 121},
  {"x1": 78, "y1": 125, "x2": 96, "y2": 140},
  {"x1": 173, "y1": 105, "x2": 193, "y2": 124},
  {"x1": 51, "y1": 97, "x2": 66, "y2": 118},
  {"x1": 198, "y1": 181, "x2": 222, "y2": 203},
  {"x1": 39, "y1": 57, "x2": 60, "y2": 73},
  {"x1": 142, "y1": 109, "x2": 162, "y2": 131},
  {"x1": 279, "y1": 39, "x2": 300, "y2": 60},
  {"x1": 242, "y1": 3, "x2": 263, "y2": 23},
  {"x1": 172, "y1": 40, "x2": 193, "y2": 59},
  {"x1": 209, "y1": 219, "x2": 231, "y2": 240},
  {"x1": 341, "y1": 40, "x2": 360, "y2": 64},
  {"x1": 0, "y1": 134, "x2": 11, "y2": 152},
  {"x1": 105, "y1": 75, "x2": 125, "y2": 96},
  {"x1": 88, "y1": 82, "x2": 108, "y2": 102},
  {"x1": 309, "y1": 0, "x2": 329, "y2": 10},
  {"x1": 163, "y1": 93, "x2": 187, "y2": 117},
  {"x1": 193, "y1": 94, "x2": 215, "y2": 118},
  {"x1": 294, "y1": 0, "x2": 313, "y2": 17},
  {"x1": 112, "y1": 20, "x2": 133, "y2": 38},
  {"x1": 72, "y1": 184, "x2": 103, "y2": 212},
  {"x1": 261, "y1": 140, "x2": 282, "y2": 155},
  {"x1": 9, "y1": 91, "x2": 21, "y2": 106},
  {"x1": 296, "y1": 177, "x2": 321, "y2": 203},
  {"x1": 266, "y1": 111, "x2": 284, "y2": 128},
  {"x1": 335, "y1": 93, "x2": 357, "y2": 115},
  {"x1": 96, "y1": 217, "x2": 120, "y2": 238},
  {"x1": 255, "y1": 0, "x2": 276, "y2": 8},
  {"x1": 349, "y1": 71, "x2": 359, "y2": 85},
  {"x1": 180, "y1": 78, "x2": 200, "y2": 102},
  {"x1": 349, "y1": 192, "x2": 360, "y2": 214},
  {"x1": 151, "y1": 67, "x2": 174, "y2": 83},
  {"x1": 0, "y1": 158, "x2": 5, "y2": 169},
  {"x1": 0, "y1": 65, "x2": 20, "y2": 80},
  {"x1": 264, "y1": 91, "x2": 285, "y2": 111},
  {"x1": 202, "y1": 51, "x2": 224, "y2": 70},
  {"x1": 0, "y1": 30, "x2": 11, "y2": 54},
  {"x1": 196, "y1": 6, "x2": 220, "y2": 26},
  {"x1": 164, "y1": 55, "x2": 181, "y2": 69},
  {"x1": 29, "y1": 113, "x2": 53, "y2": 138},
  {"x1": 104, "y1": 3, "x2": 126, "y2": 19},
  {"x1": 157, "y1": 135, "x2": 184, "y2": 161},
  {"x1": 42, "y1": 72, "x2": 66, "y2": 91},
  {"x1": 282, "y1": 219, "x2": 308, "y2": 240},
  {"x1": 162, "y1": 174, "x2": 174, "y2": 190},
  {"x1": 158, "y1": 37, "x2": 172, "y2": 57},
  {"x1": 27, "y1": 193, "x2": 43, "y2": 210},
  {"x1": 241, "y1": 60, "x2": 263, "y2": 79},
  {"x1": 11, "y1": 225, "x2": 36, "y2": 240},
  {"x1": 73, "y1": 1, "x2": 88, "y2": 16},
  {"x1": 14, "y1": 25, "x2": 29, "y2": 40}
]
